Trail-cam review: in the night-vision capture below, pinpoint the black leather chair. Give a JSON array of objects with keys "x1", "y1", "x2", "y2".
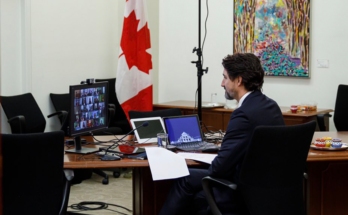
[
  {"x1": 317, "y1": 84, "x2": 348, "y2": 131},
  {"x1": 128, "y1": 108, "x2": 182, "y2": 119},
  {"x1": 202, "y1": 121, "x2": 316, "y2": 215},
  {"x1": 49, "y1": 93, "x2": 121, "y2": 184},
  {"x1": 2, "y1": 131, "x2": 73, "y2": 215},
  {"x1": 0, "y1": 93, "x2": 46, "y2": 133},
  {"x1": 95, "y1": 78, "x2": 132, "y2": 133}
]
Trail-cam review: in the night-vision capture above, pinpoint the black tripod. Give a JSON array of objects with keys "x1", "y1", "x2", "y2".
[{"x1": 191, "y1": 0, "x2": 208, "y2": 121}]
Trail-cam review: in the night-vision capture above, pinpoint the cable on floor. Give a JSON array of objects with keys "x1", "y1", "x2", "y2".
[{"x1": 68, "y1": 201, "x2": 132, "y2": 215}]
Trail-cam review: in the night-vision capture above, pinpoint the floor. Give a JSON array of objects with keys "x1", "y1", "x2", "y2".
[{"x1": 68, "y1": 170, "x2": 133, "y2": 215}]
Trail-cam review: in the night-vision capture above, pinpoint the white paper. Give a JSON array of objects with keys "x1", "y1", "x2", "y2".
[
  {"x1": 177, "y1": 152, "x2": 217, "y2": 164},
  {"x1": 145, "y1": 147, "x2": 189, "y2": 181}
]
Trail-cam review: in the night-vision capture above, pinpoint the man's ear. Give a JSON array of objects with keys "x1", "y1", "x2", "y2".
[{"x1": 237, "y1": 76, "x2": 243, "y2": 86}]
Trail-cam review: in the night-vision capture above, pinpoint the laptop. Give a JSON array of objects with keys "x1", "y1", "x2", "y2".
[{"x1": 162, "y1": 114, "x2": 218, "y2": 151}]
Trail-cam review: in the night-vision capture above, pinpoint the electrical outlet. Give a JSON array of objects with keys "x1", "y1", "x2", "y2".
[{"x1": 317, "y1": 59, "x2": 329, "y2": 68}]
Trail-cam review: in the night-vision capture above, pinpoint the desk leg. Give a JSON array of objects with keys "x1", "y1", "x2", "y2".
[
  {"x1": 307, "y1": 162, "x2": 348, "y2": 215},
  {"x1": 133, "y1": 167, "x2": 173, "y2": 215}
]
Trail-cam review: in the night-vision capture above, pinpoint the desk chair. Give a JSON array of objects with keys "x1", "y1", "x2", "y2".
[
  {"x1": 0, "y1": 93, "x2": 46, "y2": 133},
  {"x1": 95, "y1": 78, "x2": 132, "y2": 133},
  {"x1": 49, "y1": 93, "x2": 121, "y2": 185},
  {"x1": 128, "y1": 108, "x2": 182, "y2": 119},
  {"x1": 318, "y1": 84, "x2": 348, "y2": 131},
  {"x1": 202, "y1": 121, "x2": 316, "y2": 215},
  {"x1": 2, "y1": 131, "x2": 73, "y2": 215}
]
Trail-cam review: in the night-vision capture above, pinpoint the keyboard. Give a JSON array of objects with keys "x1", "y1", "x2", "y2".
[{"x1": 175, "y1": 141, "x2": 216, "y2": 151}]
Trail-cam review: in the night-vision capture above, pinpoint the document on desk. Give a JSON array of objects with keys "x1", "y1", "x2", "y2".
[
  {"x1": 177, "y1": 152, "x2": 217, "y2": 164},
  {"x1": 145, "y1": 147, "x2": 189, "y2": 181}
]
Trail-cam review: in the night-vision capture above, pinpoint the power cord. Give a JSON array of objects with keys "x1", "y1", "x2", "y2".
[{"x1": 68, "y1": 201, "x2": 132, "y2": 215}]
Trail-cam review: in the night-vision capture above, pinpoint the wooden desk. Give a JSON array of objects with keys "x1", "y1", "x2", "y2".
[
  {"x1": 153, "y1": 100, "x2": 334, "y2": 131},
  {"x1": 64, "y1": 133, "x2": 348, "y2": 215}
]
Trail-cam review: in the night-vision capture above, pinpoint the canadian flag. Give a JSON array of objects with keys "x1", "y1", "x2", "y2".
[{"x1": 116, "y1": 0, "x2": 153, "y2": 120}]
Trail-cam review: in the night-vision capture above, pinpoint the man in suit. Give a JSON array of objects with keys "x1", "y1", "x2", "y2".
[{"x1": 159, "y1": 53, "x2": 285, "y2": 215}]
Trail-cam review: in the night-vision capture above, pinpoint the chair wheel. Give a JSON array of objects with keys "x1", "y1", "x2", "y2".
[
  {"x1": 102, "y1": 178, "x2": 109, "y2": 185},
  {"x1": 113, "y1": 171, "x2": 121, "y2": 178}
]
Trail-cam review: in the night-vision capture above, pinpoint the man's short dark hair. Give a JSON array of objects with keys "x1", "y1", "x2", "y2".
[{"x1": 222, "y1": 53, "x2": 264, "y2": 91}]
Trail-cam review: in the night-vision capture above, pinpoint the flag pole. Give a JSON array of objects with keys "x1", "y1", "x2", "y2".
[{"x1": 191, "y1": 0, "x2": 208, "y2": 122}]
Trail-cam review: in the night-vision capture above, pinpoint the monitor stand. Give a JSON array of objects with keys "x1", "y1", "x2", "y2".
[{"x1": 65, "y1": 136, "x2": 99, "y2": 154}]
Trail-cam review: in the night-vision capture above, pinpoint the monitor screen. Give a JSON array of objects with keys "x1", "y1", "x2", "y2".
[
  {"x1": 163, "y1": 115, "x2": 203, "y2": 145},
  {"x1": 69, "y1": 82, "x2": 109, "y2": 136}
]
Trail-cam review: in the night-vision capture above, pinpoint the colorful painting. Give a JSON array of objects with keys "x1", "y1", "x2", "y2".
[{"x1": 234, "y1": 0, "x2": 310, "y2": 77}]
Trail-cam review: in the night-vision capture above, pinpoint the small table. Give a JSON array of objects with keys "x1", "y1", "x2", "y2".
[{"x1": 153, "y1": 100, "x2": 334, "y2": 131}]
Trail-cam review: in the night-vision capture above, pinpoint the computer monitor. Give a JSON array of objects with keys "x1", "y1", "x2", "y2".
[{"x1": 65, "y1": 81, "x2": 109, "y2": 154}]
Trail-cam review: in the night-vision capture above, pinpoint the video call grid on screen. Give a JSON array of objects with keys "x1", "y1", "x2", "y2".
[
  {"x1": 73, "y1": 86, "x2": 106, "y2": 132},
  {"x1": 164, "y1": 116, "x2": 203, "y2": 145}
]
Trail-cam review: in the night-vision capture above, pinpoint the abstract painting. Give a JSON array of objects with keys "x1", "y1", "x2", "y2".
[{"x1": 234, "y1": 0, "x2": 310, "y2": 77}]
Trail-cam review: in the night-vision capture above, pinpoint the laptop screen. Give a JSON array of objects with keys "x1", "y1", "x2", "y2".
[{"x1": 163, "y1": 115, "x2": 203, "y2": 145}]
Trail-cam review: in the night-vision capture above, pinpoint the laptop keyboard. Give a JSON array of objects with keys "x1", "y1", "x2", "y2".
[{"x1": 175, "y1": 141, "x2": 215, "y2": 151}]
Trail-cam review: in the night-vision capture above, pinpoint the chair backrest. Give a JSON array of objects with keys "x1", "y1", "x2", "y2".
[
  {"x1": 128, "y1": 108, "x2": 182, "y2": 119},
  {"x1": 95, "y1": 78, "x2": 127, "y2": 122},
  {"x1": 2, "y1": 131, "x2": 65, "y2": 215},
  {"x1": 50, "y1": 93, "x2": 70, "y2": 124},
  {"x1": 0, "y1": 93, "x2": 46, "y2": 133},
  {"x1": 334, "y1": 85, "x2": 348, "y2": 131},
  {"x1": 238, "y1": 121, "x2": 316, "y2": 215}
]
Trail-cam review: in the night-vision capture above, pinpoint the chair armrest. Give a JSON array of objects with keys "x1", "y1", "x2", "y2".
[
  {"x1": 317, "y1": 113, "x2": 332, "y2": 131},
  {"x1": 48, "y1": 111, "x2": 68, "y2": 120},
  {"x1": 8, "y1": 115, "x2": 25, "y2": 134},
  {"x1": 202, "y1": 176, "x2": 237, "y2": 215},
  {"x1": 59, "y1": 170, "x2": 74, "y2": 215},
  {"x1": 108, "y1": 103, "x2": 116, "y2": 109},
  {"x1": 48, "y1": 111, "x2": 68, "y2": 126},
  {"x1": 63, "y1": 169, "x2": 74, "y2": 181}
]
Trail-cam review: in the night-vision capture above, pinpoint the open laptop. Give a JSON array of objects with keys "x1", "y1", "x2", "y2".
[{"x1": 162, "y1": 115, "x2": 219, "y2": 151}]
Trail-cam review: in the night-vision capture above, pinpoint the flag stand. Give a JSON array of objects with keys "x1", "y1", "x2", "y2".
[{"x1": 191, "y1": 0, "x2": 208, "y2": 122}]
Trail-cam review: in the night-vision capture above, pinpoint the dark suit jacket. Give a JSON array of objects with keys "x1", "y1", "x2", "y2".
[{"x1": 208, "y1": 90, "x2": 285, "y2": 182}]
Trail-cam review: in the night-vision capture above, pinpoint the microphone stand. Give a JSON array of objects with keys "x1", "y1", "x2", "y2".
[
  {"x1": 191, "y1": 0, "x2": 208, "y2": 121},
  {"x1": 100, "y1": 122, "x2": 148, "y2": 161}
]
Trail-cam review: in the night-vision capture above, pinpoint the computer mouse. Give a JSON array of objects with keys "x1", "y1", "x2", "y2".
[{"x1": 201, "y1": 146, "x2": 220, "y2": 153}]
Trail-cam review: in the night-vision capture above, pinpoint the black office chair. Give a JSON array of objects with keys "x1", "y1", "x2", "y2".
[
  {"x1": 0, "y1": 93, "x2": 46, "y2": 133},
  {"x1": 202, "y1": 121, "x2": 316, "y2": 215},
  {"x1": 49, "y1": 93, "x2": 121, "y2": 184},
  {"x1": 95, "y1": 78, "x2": 132, "y2": 133},
  {"x1": 2, "y1": 131, "x2": 73, "y2": 215},
  {"x1": 128, "y1": 108, "x2": 182, "y2": 119},
  {"x1": 317, "y1": 84, "x2": 348, "y2": 131}
]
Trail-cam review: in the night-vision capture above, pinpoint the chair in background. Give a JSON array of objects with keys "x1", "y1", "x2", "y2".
[
  {"x1": 317, "y1": 84, "x2": 348, "y2": 131},
  {"x1": 202, "y1": 121, "x2": 316, "y2": 215},
  {"x1": 2, "y1": 131, "x2": 73, "y2": 215},
  {"x1": 49, "y1": 93, "x2": 121, "y2": 184},
  {"x1": 0, "y1": 93, "x2": 46, "y2": 133},
  {"x1": 128, "y1": 108, "x2": 182, "y2": 119},
  {"x1": 95, "y1": 78, "x2": 132, "y2": 133}
]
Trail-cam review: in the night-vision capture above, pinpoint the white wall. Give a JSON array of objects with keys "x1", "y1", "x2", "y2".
[
  {"x1": 0, "y1": 0, "x2": 159, "y2": 133},
  {"x1": 0, "y1": 0, "x2": 23, "y2": 133},
  {"x1": 158, "y1": 0, "x2": 348, "y2": 131}
]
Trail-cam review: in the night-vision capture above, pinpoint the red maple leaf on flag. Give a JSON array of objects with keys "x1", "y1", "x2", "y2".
[{"x1": 120, "y1": 11, "x2": 152, "y2": 74}]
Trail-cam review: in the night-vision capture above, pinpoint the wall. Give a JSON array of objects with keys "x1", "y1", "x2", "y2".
[
  {"x1": 0, "y1": 0, "x2": 159, "y2": 133},
  {"x1": 158, "y1": 0, "x2": 348, "y2": 131}
]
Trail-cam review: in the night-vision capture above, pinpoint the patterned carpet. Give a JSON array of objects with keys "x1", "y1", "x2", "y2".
[{"x1": 68, "y1": 170, "x2": 133, "y2": 215}]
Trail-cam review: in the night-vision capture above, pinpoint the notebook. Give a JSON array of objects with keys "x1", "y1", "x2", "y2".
[{"x1": 162, "y1": 115, "x2": 218, "y2": 151}]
